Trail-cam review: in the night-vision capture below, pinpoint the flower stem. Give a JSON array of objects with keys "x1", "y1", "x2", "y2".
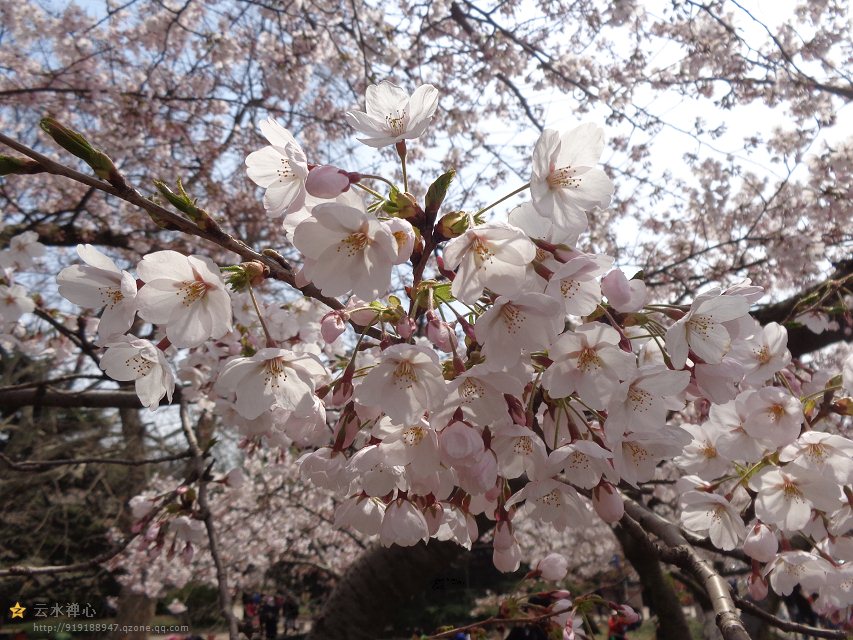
[
  {"x1": 247, "y1": 283, "x2": 275, "y2": 348},
  {"x1": 395, "y1": 140, "x2": 408, "y2": 192},
  {"x1": 358, "y1": 173, "x2": 397, "y2": 192},
  {"x1": 475, "y1": 182, "x2": 530, "y2": 217}
]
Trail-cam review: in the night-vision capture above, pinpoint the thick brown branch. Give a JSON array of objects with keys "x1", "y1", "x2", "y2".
[
  {"x1": 621, "y1": 499, "x2": 751, "y2": 640},
  {"x1": 0, "y1": 387, "x2": 181, "y2": 409}
]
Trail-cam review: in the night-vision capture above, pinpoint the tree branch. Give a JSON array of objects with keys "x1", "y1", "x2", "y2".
[{"x1": 620, "y1": 498, "x2": 751, "y2": 640}]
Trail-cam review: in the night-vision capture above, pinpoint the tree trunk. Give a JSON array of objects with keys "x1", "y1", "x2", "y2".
[
  {"x1": 111, "y1": 408, "x2": 155, "y2": 640},
  {"x1": 613, "y1": 524, "x2": 693, "y2": 640},
  {"x1": 307, "y1": 540, "x2": 469, "y2": 640}
]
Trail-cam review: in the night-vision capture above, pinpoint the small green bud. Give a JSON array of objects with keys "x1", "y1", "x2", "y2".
[
  {"x1": 0, "y1": 155, "x2": 43, "y2": 175},
  {"x1": 435, "y1": 210, "x2": 470, "y2": 239},
  {"x1": 222, "y1": 261, "x2": 269, "y2": 292},
  {"x1": 39, "y1": 117, "x2": 118, "y2": 180},
  {"x1": 425, "y1": 168, "x2": 455, "y2": 217}
]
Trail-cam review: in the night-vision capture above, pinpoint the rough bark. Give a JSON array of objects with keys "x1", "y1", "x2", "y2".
[
  {"x1": 613, "y1": 524, "x2": 693, "y2": 640},
  {"x1": 111, "y1": 408, "x2": 155, "y2": 640},
  {"x1": 307, "y1": 540, "x2": 469, "y2": 640}
]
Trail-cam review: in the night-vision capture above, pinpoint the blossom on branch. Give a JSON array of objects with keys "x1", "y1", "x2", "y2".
[
  {"x1": 245, "y1": 118, "x2": 309, "y2": 217},
  {"x1": 345, "y1": 80, "x2": 439, "y2": 148},
  {"x1": 99, "y1": 336, "x2": 174, "y2": 409}
]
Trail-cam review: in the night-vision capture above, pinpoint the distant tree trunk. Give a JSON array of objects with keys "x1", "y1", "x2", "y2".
[
  {"x1": 613, "y1": 524, "x2": 693, "y2": 640},
  {"x1": 112, "y1": 408, "x2": 155, "y2": 640},
  {"x1": 307, "y1": 540, "x2": 469, "y2": 640}
]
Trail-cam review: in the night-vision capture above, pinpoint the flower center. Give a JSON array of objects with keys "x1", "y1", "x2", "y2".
[
  {"x1": 100, "y1": 287, "x2": 125, "y2": 309},
  {"x1": 177, "y1": 280, "x2": 209, "y2": 306},
  {"x1": 500, "y1": 303, "x2": 523, "y2": 334},
  {"x1": 125, "y1": 354, "x2": 153, "y2": 376},
  {"x1": 547, "y1": 166, "x2": 581, "y2": 190},
  {"x1": 393, "y1": 360, "x2": 417, "y2": 389},
  {"x1": 277, "y1": 158, "x2": 296, "y2": 180},
  {"x1": 339, "y1": 232, "x2": 369, "y2": 257},
  {"x1": 576, "y1": 347, "x2": 602, "y2": 373},
  {"x1": 264, "y1": 357, "x2": 288, "y2": 388},
  {"x1": 385, "y1": 111, "x2": 406, "y2": 136}
]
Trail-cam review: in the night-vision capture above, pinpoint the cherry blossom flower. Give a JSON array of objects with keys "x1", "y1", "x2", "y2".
[
  {"x1": 674, "y1": 422, "x2": 732, "y2": 479},
  {"x1": 665, "y1": 290, "x2": 750, "y2": 369},
  {"x1": 742, "y1": 523, "x2": 778, "y2": 563},
  {"x1": 708, "y1": 394, "x2": 768, "y2": 463},
  {"x1": 530, "y1": 124, "x2": 614, "y2": 234},
  {"x1": 609, "y1": 429, "x2": 691, "y2": 486},
  {"x1": 474, "y1": 293, "x2": 563, "y2": 369},
  {"x1": 542, "y1": 322, "x2": 636, "y2": 410},
  {"x1": 0, "y1": 283, "x2": 35, "y2": 325},
  {"x1": 592, "y1": 482, "x2": 624, "y2": 523},
  {"x1": 491, "y1": 422, "x2": 548, "y2": 480},
  {"x1": 535, "y1": 552, "x2": 569, "y2": 581},
  {"x1": 334, "y1": 495, "x2": 385, "y2": 536},
  {"x1": 379, "y1": 498, "x2": 430, "y2": 547},
  {"x1": 679, "y1": 491, "x2": 746, "y2": 550},
  {"x1": 345, "y1": 80, "x2": 439, "y2": 148},
  {"x1": 245, "y1": 118, "x2": 308, "y2": 217},
  {"x1": 543, "y1": 254, "x2": 612, "y2": 316},
  {"x1": 605, "y1": 365, "x2": 689, "y2": 438},
  {"x1": 601, "y1": 269, "x2": 647, "y2": 313},
  {"x1": 57, "y1": 244, "x2": 137, "y2": 340},
  {"x1": 749, "y1": 467, "x2": 842, "y2": 532},
  {"x1": 0, "y1": 230, "x2": 45, "y2": 270},
  {"x1": 550, "y1": 440, "x2": 612, "y2": 489},
  {"x1": 355, "y1": 344, "x2": 446, "y2": 424},
  {"x1": 506, "y1": 478, "x2": 591, "y2": 530},
  {"x1": 99, "y1": 336, "x2": 174, "y2": 409},
  {"x1": 740, "y1": 387, "x2": 803, "y2": 448},
  {"x1": 442, "y1": 221, "x2": 536, "y2": 304},
  {"x1": 730, "y1": 322, "x2": 791, "y2": 384},
  {"x1": 492, "y1": 521, "x2": 522, "y2": 572},
  {"x1": 135, "y1": 251, "x2": 232, "y2": 348},
  {"x1": 214, "y1": 348, "x2": 328, "y2": 420},
  {"x1": 292, "y1": 198, "x2": 399, "y2": 300},
  {"x1": 763, "y1": 551, "x2": 833, "y2": 596},
  {"x1": 779, "y1": 431, "x2": 853, "y2": 484}
]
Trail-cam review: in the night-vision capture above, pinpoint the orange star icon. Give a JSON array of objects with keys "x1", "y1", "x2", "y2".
[{"x1": 9, "y1": 602, "x2": 26, "y2": 619}]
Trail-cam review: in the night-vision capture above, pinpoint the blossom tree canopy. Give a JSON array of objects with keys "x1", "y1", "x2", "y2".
[{"x1": 1, "y1": 3, "x2": 852, "y2": 640}]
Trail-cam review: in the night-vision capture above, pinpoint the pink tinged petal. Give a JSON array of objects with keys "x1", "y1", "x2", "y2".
[
  {"x1": 245, "y1": 146, "x2": 290, "y2": 187},
  {"x1": 137, "y1": 251, "x2": 195, "y2": 282},
  {"x1": 698, "y1": 295, "x2": 750, "y2": 322},
  {"x1": 365, "y1": 80, "x2": 409, "y2": 118},
  {"x1": 442, "y1": 233, "x2": 473, "y2": 270},
  {"x1": 77, "y1": 243, "x2": 120, "y2": 272},
  {"x1": 561, "y1": 167, "x2": 613, "y2": 209},
  {"x1": 687, "y1": 316, "x2": 732, "y2": 364},
  {"x1": 406, "y1": 84, "x2": 439, "y2": 125},
  {"x1": 136, "y1": 282, "x2": 184, "y2": 324},
  {"x1": 556, "y1": 123, "x2": 605, "y2": 168},
  {"x1": 263, "y1": 180, "x2": 306, "y2": 218},
  {"x1": 531, "y1": 129, "x2": 561, "y2": 182},
  {"x1": 258, "y1": 118, "x2": 298, "y2": 148}
]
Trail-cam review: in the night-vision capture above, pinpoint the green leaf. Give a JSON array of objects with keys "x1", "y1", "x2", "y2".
[{"x1": 425, "y1": 168, "x2": 455, "y2": 216}]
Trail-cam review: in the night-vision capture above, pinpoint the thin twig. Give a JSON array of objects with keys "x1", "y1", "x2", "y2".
[
  {"x1": 0, "y1": 451, "x2": 191, "y2": 471},
  {"x1": 178, "y1": 401, "x2": 239, "y2": 640}
]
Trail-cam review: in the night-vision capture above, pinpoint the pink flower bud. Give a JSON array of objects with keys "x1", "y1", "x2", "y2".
[
  {"x1": 305, "y1": 165, "x2": 351, "y2": 198},
  {"x1": 747, "y1": 574, "x2": 768, "y2": 600},
  {"x1": 321, "y1": 310, "x2": 348, "y2": 343},
  {"x1": 593, "y1": 482, "x2": 624, "y2": 523},
  {"x1": 743, "y1": 523, "x2": 778, "y2": 563},
  {"x1": 396, "y1": 316, "x2": 416, "y2": 339},
  {"x1": 617, "y1": 605, "x2": 640, "y2": 624},
  {"x1": 426, "y1": 311, "x2": 453, "y2": 352},
  {"x1": 601, "y1": 269, "x2": 646, "y2": 312},
  {"x1": 536, "y1": 552, "x2": 569, "y2": 581}
]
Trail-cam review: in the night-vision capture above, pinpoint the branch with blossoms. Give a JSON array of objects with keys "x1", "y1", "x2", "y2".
[{"x1": 2, "y1": 78, "x2": 853, "y2": 640}]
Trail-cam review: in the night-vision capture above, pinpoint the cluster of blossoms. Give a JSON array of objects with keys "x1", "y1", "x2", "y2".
[{"x1": 47, "y1": 80, "x2": 853, "y2": 632}]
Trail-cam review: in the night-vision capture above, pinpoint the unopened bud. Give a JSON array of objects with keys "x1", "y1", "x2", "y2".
[
  {"x1": 40, "y1": 117, "x2": 118, "y2": 181},
  {"x1": 435, "y1": 210, "x2": 470, "y2": 239},
  {"x1": 0, "y1": 155, "x2": 43, "y2": 175},
  {"x1": 593, "y1": 482, "x2": 624, "y2": 523},
  {"x1": 306, "y1": 165, "x2": 353, "y2": 199}
]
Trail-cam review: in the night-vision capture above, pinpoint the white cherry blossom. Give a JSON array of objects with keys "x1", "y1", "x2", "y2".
[
  {"x1": 292, "y1": 198, "x2": 398, "y2": 300},
  {"x1": 474, "y1": 293, "x2": 563, "y2": 370},
  {"x1": 355, "y1": 344, "x2": 446, "y2": 424},
  {"x1": 0, "y1": 230, "x2": 44, "y2": 270},
  {"x1": 443, "y1": 221, "x2": 536, "y2": 304},
  {"x1": 57, "y1": 244, "x2": 137, "y2": 340},
  {"x1": 99, "y1": 336, "x2": 174, "y2": 409},
  {"x1": 135, "y1": 251, "x2": 232, "y2": 348},
  {"x1": 345, "y1": 81, "x2": 439, "y2": 148},
  {"x1": 214, "y1": 348, "x2": 328, "y2": 420},
  {"x1": 679, "y1": 491, "x2": 746, "y2": 550},
  {"x1": 0, "y1": 283, "x2": 35, "y2": 325},
  {"x1": 542, "y1": 322, "x2": 636, "y2": 410},
  {"x1": 665, "y1": 290, "x2": 750, "y2": 369},
  {"x1": 245, "y1": 118, "x2": 308, "y2": 217},
  {"x1": 530, "y1": 124, "x2": 614, "y2": 234}
]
